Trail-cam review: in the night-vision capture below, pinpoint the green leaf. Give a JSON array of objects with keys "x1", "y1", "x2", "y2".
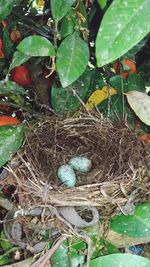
[
  {"x1": 51, "y1": 240, "x2": 69, "y2": 266},
  {"x1": 51, "y1": 68, "x2": 93, "y2": 113},
  {"x1": 76, "y1": 1, "x2": 88, "y2": 28},
  {"x1": 50, "y1": 0, "x2": 76, "y2": 22},
  {"x1": 87, "y1": 69, "x2": 105, "y2": 97},
  {"x1": 3, "y1": 28, "x2": 14, "y2": 58},
  {"x1": 100, "y1": 241, "x2": 119, "y2": 256},
  {"x1": 71, "y1": 238, "x2": 87, "y2": 252},
  {"x1": 109, "y1": 74, "x2": 146, "y2": 93},
  {"x1": 0, "y1": 80, "x2": 27, "y2": 95},
  {"x1": 71, "y1": 254, "x2": 85, "y2": 267},
  {"x1": 90, "y1": 253, "x2": 150, "y2": 267},
  {"x1": 17, "y1": 36, "x2": 55, "y2": 57},
  {"x1": 0, "y1": 124, "x2": 24, "y2": 168},
  {"x1": 110, "y1": 203, "x2": 150, "y2": 238},
  {"x1": 0, "y1": 0, "x2": 22, "y2": 22},
  {"x1": 0, "y1": 232, "x2": 14, "y2": 252},
  {"x1": 96, "y1": 0, "x2": 150, "y2": 67},
  {"x1": 56, "y1": 33, "x2": 89, "y2": 87},
  {"x1": 9, "y1": 51, "x2": 31, "y2": 72},
  {"x1": 69, "y1": 243, "x2": 85, "y2": 267},
  {"x1": 51, "y1": 239, "x2": 86, "y2": 267},
  {"x1": 91, "y1": 238, "x2": 119, "y2": 259},
  {"x1": 0, "y1": 255, "x2": 11, "y2": 266},
  {"x1": 61, "y1": 9, "x2": 76, "y2": 38},
  {"x1": 61, "y1": 2, "x2": 88, "y2": 39},
  {"x1": 97, "y1": 0, "x2": 107, "y2": 9}
]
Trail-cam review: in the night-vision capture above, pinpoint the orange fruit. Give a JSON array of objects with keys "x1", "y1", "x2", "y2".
[
  {"x1": 10, "y1": 28, "x2": 22, "y2": 44},
  {"x1": 0, "y1": 38, "x2": 5, "y2": 58},
  {"x1": 113, "y1": 59, "x2": 136, "y2": 79},
  {"x1": 1, "y1": 20, "x2": 8, "y2": 28},
  {"x1": 138, "y1": 134, "x2": 150, "y2": 145},
  {"x1": 11, "y1": 65, "x2": 32, "y2": 86},
  {"x1": 0, "y1": 115, "x2": 20, "y2": 126}
]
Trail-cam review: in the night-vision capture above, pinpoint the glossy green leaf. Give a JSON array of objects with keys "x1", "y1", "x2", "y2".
[
  {"x1": 110, "y1": 203, "x2": 150, "y2": 237},
  {"x1": 51, "y1": 239, "x2": 86, "y2": 267},
  {"x1": 61, "y1": 9, "x2": 76, "y2": 38},
  {"x1": 88, "y1": 69, "x2": 105, "y2": 97},
  {"x1": 61, "y1": 2, "x2": 88, "y2": 39},
  {"x1": 0, "y1": 80, "x2": 27, "y2": 95},
  {"x1": 56, "y1": 33, "x2": 89, "y2": 87},
  {"x1": 76, "y1": 1, "x2": 88, "y2": 28},
  {"x1": 0, "y1": 0, "x2": 22, "y2": 22},
  {"x1": 100, "y1": 241, "x2": 119, "y2": 256},
  {"x1": 71, "y1": 238, "x2": 87, "y2": 252},
  {"x1": 0, "y1": 256, "x2": 11, "y2": 266},
  {"x1": 96, "y1": 0, "x2": 150, "y2": 67},
  {"x1": 71, "y1": 254, "x2": 85, "y2": 267},
  {"x1": 51, "y1": 0, "x2": 76, "y2": 22},
  {"x1": 109, "y1": 74, "x2": 145, "y2": 93},
  {"x1": 17, "y1": 36, "x2": 55, "y2": 57},
  {"x1": 9, "y1": 51, "x2": 31, "y2": 72},
  {"x1": 0, "y1": 232, "x2": 14, "y2": 252},
  {"x1": 51, "y1": 240, "x2": 69, "y2": 266},
  {"x1": 91, "y1": 238, "x2": 119, "y2": 259},
  {"x1": 0, "y1": 124, "x2": 24, "y2": 168},
  {"x1": 97, "y1": 0, "x2": 107, "y2": 9},
  {"x1": 51, "y1": 68, "x2": 93, "y2": 113},
  {"x1": 90, "y1": 253, "x2": 150, "y2": 267},
  {"x1": 69, "y1": 242, "x2": 85, "y2": 267},
  {"x1": 3, "y1": 28, "x2": 14, "y2": 58}
]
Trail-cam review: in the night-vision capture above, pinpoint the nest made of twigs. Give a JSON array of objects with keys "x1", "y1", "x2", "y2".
[{"x1": 2, "y1": 112, "x2": 150, "y2": 217}]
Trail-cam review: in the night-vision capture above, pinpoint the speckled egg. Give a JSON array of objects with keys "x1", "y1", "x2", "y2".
[
  {"x1": 57, "y1": 164, "x2": 76, "y2": 188},
  {"x1": 68, "y1": 156, "x2": 92, "y2": 173}
]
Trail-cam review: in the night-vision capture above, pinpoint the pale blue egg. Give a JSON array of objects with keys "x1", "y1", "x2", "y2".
[
  {"x1": 68, "y1": 156, "x2": 92, "y2": 173},
  {"x1": 57, "y1": 164, "x2": 76, "y2": 188}
]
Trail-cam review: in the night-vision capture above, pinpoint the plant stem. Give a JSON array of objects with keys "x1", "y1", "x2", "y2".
[{"x1": 54, "y1": 20, "x2": 58, "y2": 49}]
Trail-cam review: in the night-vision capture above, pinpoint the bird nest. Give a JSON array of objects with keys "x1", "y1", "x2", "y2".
[{"x1": 2, "y1": 112, "x2": 150, "y2": 218}]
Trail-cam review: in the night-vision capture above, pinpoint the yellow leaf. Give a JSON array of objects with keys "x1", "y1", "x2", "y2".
[
  {"x1": 126, "y1": 91, "x2": 150, "y2": 126},
  {"x1": 38, "y1": 0, "x2": 45, "y2": 8},
  {"x1": 86, "y1": 86, "x2": 117, "y2": 110}
]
